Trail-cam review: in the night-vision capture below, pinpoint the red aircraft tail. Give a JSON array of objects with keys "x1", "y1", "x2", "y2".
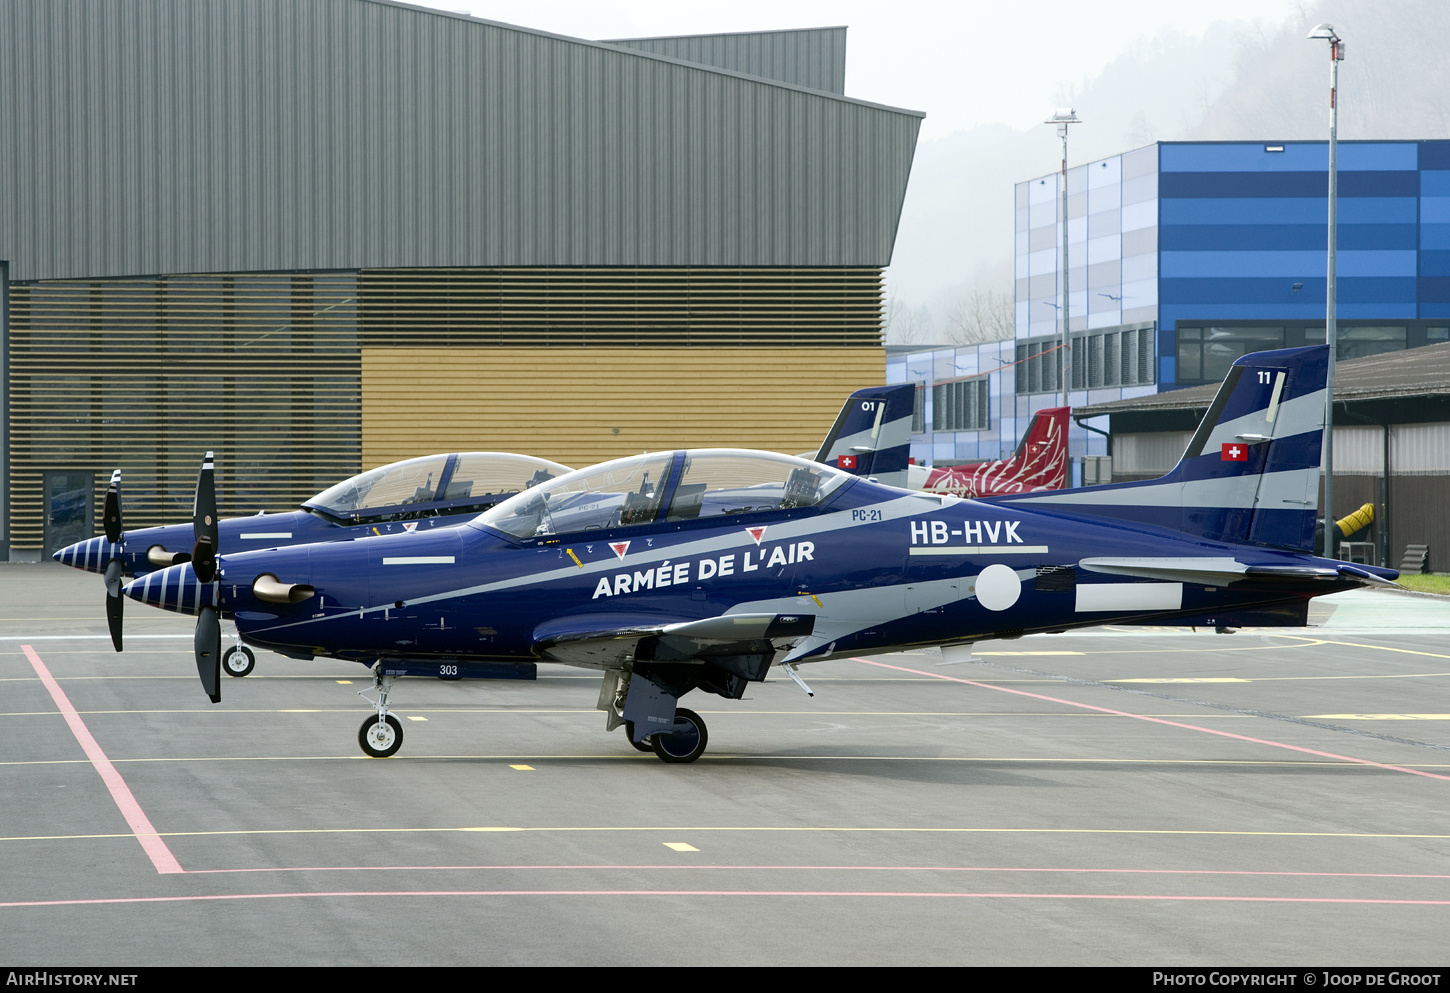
[{"x1": 922, "y1": 406, "x2": 1068, "y2": 498}]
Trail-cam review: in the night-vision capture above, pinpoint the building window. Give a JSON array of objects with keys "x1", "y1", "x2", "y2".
[
  {"x1": 912, "y1": 382, "x2": 925, "y2": 434},
  {"x1": 1177, "y1": 326, "x2": 1285, "y2": 384},
  {"x1": 933, "y1": 378, "x2": 990, "y2": 431},
  {"x1": 1177, "y1": 323, "x2": 1428, "y2": 384},
  {"x1": 1337, "y1": 326, "x2": 1407, "y2": 360},
  {"x1": 1016, "y1": 340, "x2": 1060, "y2": 394},
  {"x1": 1017, "y1": 323, "x2": 1155, "y2": 394}
]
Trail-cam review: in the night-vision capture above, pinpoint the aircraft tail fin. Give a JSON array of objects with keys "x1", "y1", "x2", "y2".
[
  {"x1": 815, "y1": 384, "x2": 915, "y2": 487},
  {"x1": 924, "y1": 406, "x2": 1068, "y2": 497},
  {"x1": 995, "y1": 345, "x2": 1329, "y2": 551}
]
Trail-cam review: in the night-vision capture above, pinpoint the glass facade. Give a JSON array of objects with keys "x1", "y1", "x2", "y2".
[{"x1": 889, "y1": 139, "x2": 1450, "y2": 472}]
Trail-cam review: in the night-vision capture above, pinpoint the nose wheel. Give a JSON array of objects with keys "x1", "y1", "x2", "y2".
[
  {"x1": 356, "y1": 668, "x2": 404, "y2": 757},
  {"x1": 222, "y1": 645, "x2": 255, "y2": 677},
  {"x1": 359, "y1": 714, "x2": 403, "y2": 758}
]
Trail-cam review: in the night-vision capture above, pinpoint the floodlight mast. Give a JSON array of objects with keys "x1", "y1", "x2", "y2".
[
  {"x1": 1046, "y1": 109, "x2": 1081, "y2": 413},
  {"x1": 1308, "y1": 24, "x2": 1343, "y2": 558}
]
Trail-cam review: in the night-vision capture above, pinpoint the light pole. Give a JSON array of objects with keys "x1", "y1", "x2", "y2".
[
  {"x1": 1046, "y1": 109, "x2": 1081, "y2": 410},
  {"x1": 1308, "y1": 24, "x2": 1344, "y2": 558}
]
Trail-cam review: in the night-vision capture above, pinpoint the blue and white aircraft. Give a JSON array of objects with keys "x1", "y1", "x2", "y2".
[
  {"x1": 125, "y1": 345, "x2": 1396, "y2": 763},
  {"x1": 60, "y1": 385, "x2": 919, "y2": 665},
  {"x1": 55, "y1": 452, "x2": 571, "y2": 663}
]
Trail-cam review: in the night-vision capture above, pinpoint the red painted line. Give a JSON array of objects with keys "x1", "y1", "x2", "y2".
[
  {"x1": 3, "y1": 889, "x2": 1450, "y2": 910},
  {"x1": 855, "y1": 657, "x2": 1450, "y2": 783},
  {"x1": 180, "y1": 863, "x2": 1450, "y2": 880},
  {"x1": 22, "y1": 645, "x2": 184, "y2": 875}
]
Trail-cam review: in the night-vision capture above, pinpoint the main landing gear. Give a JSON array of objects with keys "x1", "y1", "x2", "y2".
[
  {"x1": 623, "y1": 709, "x2": 708, "y2": 762},
  {"x1": 603, "y1": 670, "x2": 710, "y2": 764}
]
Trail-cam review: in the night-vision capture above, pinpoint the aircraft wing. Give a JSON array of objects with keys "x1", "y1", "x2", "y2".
[
  {"x1": 533, "y1": 612, "x2": 817, "y2": 669},
  {"x1": 1079, "y1": 556, "x2": 1396, "y2": 587}
]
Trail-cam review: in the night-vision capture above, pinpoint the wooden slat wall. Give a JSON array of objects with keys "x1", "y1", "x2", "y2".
[{"x1": 362, "y1": 346, "x2": 886, "y2": 470}]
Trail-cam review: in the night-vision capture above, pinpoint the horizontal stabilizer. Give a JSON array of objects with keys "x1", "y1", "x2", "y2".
[{"x1": 1081, "y1": 556, "x2": 1398, "y2": 588}]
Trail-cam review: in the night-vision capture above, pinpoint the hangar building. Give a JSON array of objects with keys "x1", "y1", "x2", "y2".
[{"x1": 1, "y1": 0, "x2": 921, "y2": 559}]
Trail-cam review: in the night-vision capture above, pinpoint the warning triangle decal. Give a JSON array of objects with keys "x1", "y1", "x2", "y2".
[
  {"x1": 610, "y1": 541, "x2": 630, "y2": 560},
  {"x1": 745, "y1": 526, "x2": 767, "y2": 545}
]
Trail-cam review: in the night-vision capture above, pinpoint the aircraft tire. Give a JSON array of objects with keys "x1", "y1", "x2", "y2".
[
  {"x1": 358, "y1": 714, "x2": 403, "y2": 758},
  {"x1": 650, "y1": 708, "x2": 707, "y2": 764},
  {"x1": 222, "y1": 645, "x2": 256, "y2": 677},
  {"x1": 622, "y1": 720, "x2": 654, "y2": 753}
]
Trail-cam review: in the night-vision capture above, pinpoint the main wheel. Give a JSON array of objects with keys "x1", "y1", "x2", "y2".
[
  {"x1": 623, "y1": 720, "x2": 654, "y2": 753},
  {"x1": 650, "y1": 708, "x2": 708, "y2": 764},
  {"x1": 222, "y1": 645, "x2": 256, "y2": 677},
  {"x1": 358, "y1": 714, "x2": 403, "y2": 758}
]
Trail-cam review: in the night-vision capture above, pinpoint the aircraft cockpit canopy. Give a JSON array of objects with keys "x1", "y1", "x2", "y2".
[
  {"x1": 303, "y1": 453, "x2": 573, "y2": 525},
  {"x1": 473, "y1": 449, "x2": 851, "y2": 539}
]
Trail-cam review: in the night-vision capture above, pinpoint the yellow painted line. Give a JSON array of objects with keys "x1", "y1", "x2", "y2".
[
  {"x1": 11, "y1": 755, "x2": 1445, "y2": 768},
  {"x1": 336, "y1": 680, "x2": 353, "y2": 685},
  {"x1": 508, "y1": 764, "x2": 534, "y2": 771},
  {"x1": 664, "y1": 842, "x2": 699, "y2": 852},
  {"x1": 977, "y1": 651, "x2": 1084, "y2": 656},
  {"x1": 1307, "y1": 714, "x2": 1450, "y2": 721},
  {"x1": 0, "y1": 709, "x2": 1307, "y2": 723},
  {"x1": 566, "y1": 548, "x2": 583, "y2": 568},
  {"x1": 9, "y1": 825, "x2": 1450, "y2": 844},
  {"x1": 1283, "y1": 636, "x2": 1450, "y2": 661},
  {"x1": 1110, "y1": 678, "x2": 1251, "y2": 684},
  {"x1": 1215, "y1": 672, "x2": 1450, "y2": 682}
]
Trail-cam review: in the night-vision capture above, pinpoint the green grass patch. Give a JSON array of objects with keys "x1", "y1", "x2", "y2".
[{"x1": 1396, "y1": 573, "x2": 1450, "y2": 595}]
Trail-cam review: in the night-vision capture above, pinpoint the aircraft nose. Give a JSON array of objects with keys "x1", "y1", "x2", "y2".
[
  {"x1": 123, "y1": 563, "x2": 219, "y2": 616},
  {"x1": 54, "y1": 535, "x2": 120, "y2": 573}
]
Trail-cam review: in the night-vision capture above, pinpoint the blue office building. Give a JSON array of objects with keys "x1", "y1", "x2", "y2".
[{"x1": 890, "y1": 140, "x2": 1450, "y2": 477}]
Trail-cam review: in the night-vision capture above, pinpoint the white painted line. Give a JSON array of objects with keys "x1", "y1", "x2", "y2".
[
  {"x1": 382, "y1": 556, "x2": 456, "y2": 565},
  {"x1": 909, "y1": 545, "x2": 1049, "y2": 556},
  {"x1": 239, "y1": 532, "x2": 293, "y2": 540}
]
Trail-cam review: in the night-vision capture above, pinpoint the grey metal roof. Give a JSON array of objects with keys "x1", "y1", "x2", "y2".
[
  {"x1": 0, "y1": 0, "x2": 922, "y2": 282},
  {"x1": 1080, "y1": 342, "x2": 1450, "y2": 418},
  {"x1": 602, "y1": 27, "x2": 848, "y2": 94}
]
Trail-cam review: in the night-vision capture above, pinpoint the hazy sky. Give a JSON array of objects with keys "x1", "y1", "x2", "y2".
[{"x1": 427, "y1": 0, "x2": 1300, "y2": 140}]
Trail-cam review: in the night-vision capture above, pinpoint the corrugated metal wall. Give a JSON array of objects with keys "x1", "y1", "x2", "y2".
[
  {"x1": 0, "y1": 0, "x2": 920, "y2": 282},
  {"x1": 603, "y1": 27, "x2": 848, "y2": 94}
]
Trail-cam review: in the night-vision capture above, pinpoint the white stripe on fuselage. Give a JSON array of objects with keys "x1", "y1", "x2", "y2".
[
  {"x1": 910, "y1": 545, "x2": 1048, "y2": 555},
  {"x1": 245, "y1": 490, "x2": 1000, "y2": 635}
]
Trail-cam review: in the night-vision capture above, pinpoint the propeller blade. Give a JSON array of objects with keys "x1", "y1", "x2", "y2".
[
  {"x1": 194, "y1": 605, "x2": 221, "y2": 703},
  {"x1": 103, "y1": 558, "x2": 124, "y2": 653},
  {"x1": 102, "y1": 469, "x2": 123, "y2": 544},
  {"x1": 191, "y1": 451, "x2": 219, "y2": 583}
]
